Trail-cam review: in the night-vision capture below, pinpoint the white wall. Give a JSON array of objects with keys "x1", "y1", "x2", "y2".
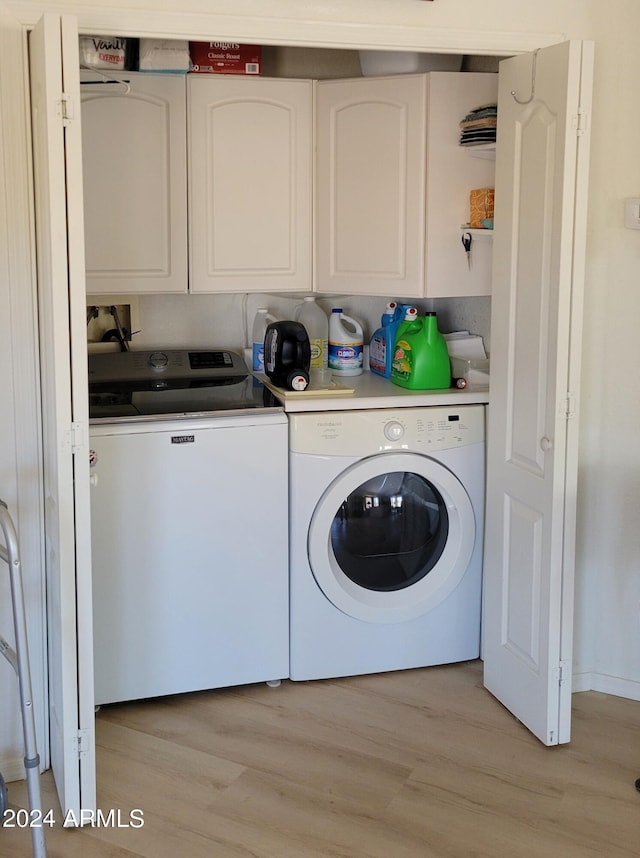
[
  {"x1": 568, "y1": 4, "x2": 640, "y2": 696},
  {"x1": 2, "y1": 0, "x2": 640, "y2": 773},
  {"x1": 128, "y1": 293, "x2": 492, "y2": 370}
]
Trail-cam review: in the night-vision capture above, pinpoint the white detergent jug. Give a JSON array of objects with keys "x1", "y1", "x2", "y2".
[
  {"x1": 252, "y1": 308, "x2": 277, "y2": 372},
  {"x1": 328, "y1": 309, "x2": 364, "y2": 376},
  {"x1": 296, "y1": 296, "x2": 328, "y2": 374}
]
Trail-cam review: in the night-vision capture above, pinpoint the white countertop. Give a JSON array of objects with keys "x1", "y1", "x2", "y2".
[{"x1": 261, "y1": 370, "x2": 490, "y2": 413}]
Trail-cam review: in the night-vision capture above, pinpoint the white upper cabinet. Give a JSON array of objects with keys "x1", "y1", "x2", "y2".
[
  {"x1": 316, "y1": 75, "x2": 428, "y2": 298},
  {"x1": 316, "y1": 72, "x2": 497, "y2": 298},
  {"x1": 81, "y1": 70, "x2": 494, "y2": 298},
  {"x1": 81, "y1": 72, "x2": 188, "y2": 295},
  {"x1": 188, "y1": 76, "x2": 313, "y2": 293}
]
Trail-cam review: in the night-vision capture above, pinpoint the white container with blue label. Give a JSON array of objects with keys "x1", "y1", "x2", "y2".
[
  {"x1": 328, "y1": 309, "x2": 364, "y2": 376},
  {"x1": 252, "y1": 308, "x2": 277, "y2": 372}
]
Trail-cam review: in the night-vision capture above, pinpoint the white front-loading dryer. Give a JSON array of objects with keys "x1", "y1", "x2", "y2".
[{"x1": 289, "y1": 405, "x2": 485, "y2": 681}]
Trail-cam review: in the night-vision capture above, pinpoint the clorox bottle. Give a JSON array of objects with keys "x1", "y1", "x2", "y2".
[
  {"x1": 328, "y1": 309, "x2": 364, "y2": 376},
  {"x1": 369, "y1": 301, "x2": 411, "y2": 378},
  {"x1": 390, "y1": 310, "x2": 451, "y2": 389}
]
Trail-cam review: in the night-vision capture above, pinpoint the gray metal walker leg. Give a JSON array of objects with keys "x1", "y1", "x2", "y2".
[{"x1": 0, "y1": 499, "x2": 47, "y2": 858}]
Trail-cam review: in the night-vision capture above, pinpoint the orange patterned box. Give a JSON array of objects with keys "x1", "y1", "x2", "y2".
[{"x1": 469, "y1": 188, "x2": 495, "y2": 228}]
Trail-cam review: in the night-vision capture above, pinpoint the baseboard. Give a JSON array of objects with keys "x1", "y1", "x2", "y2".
[
  {"x1": 0, "y1": 755, "x2": 25, "y2": 784},
  {"x1": 572, "y1": 671, "x2": 640, "y2": 701}
]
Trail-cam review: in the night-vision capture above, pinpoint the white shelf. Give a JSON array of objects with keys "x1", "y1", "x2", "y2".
[
  {"x1": 460, "y1": 226, "x2": 494, "y2": 239},
  {"x1": 460, "y1": 143, "x2": 496, "y2": 160}
]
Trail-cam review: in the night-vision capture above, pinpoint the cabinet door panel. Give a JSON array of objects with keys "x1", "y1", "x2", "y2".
[
  {"x1": 316, "y1": 75, "x2": 427, "y2": 297},
  {"x1": 188, "y1": 76, "x2": 312, "y2": 293},
  {"x1": 81, "y1": 73, "x2": 188, "y2": 294}
]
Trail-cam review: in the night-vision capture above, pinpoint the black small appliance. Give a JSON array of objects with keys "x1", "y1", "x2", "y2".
[{"x1": 264, "y1": 321, "x2": 311, "y2": 391}]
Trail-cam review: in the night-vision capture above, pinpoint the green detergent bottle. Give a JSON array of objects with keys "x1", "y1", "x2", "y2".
[{"x1": 390, "y1": 310, "x2": 451, "y2": 390}]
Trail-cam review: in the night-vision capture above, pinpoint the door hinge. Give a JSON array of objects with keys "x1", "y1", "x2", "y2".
[
  {"x1": 59, "y1": 93, "x2": 74, "y2": 126},
  {"x1": 565, "y1": 393, "x2": 577, "y2": 420},
  {"x1": 72, "y1": 728, "x2": 91, "y2": 759},
  {"x1": 553, "y1": 660, "x2": 570, "y2": 685},
  {"x1": 65, "y1": 422, "x2": 84, "y2": 454},
  {"x1": 574, "y1": 108, "x2": 588, "y2": 136}
]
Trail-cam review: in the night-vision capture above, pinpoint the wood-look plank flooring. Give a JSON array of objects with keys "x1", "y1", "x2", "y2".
[{"x1": 3, "y1": 660, "x2": 640, "y2": 857}]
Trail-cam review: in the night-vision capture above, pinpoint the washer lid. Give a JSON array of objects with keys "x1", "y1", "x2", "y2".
[{"x1": 307, "y1": 452, "x2": 475, "y2": 624}]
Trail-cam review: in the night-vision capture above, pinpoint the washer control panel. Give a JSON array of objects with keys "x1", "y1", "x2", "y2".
[
  {"x1": 88, "y1": 348, "x2": 244, "y2": 385},
  {"x1": 289, "y1": 405, "x2": 485, "y2": 456}
]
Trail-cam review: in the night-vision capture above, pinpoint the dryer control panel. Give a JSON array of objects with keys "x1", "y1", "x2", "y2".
[{"x1": 289, "y1": 405, "x2": 485, "y2": 456}]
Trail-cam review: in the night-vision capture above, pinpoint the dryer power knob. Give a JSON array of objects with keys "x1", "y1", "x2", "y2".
[{"x1": 384, "y1": 420, "x2": 405, "y2": 441}]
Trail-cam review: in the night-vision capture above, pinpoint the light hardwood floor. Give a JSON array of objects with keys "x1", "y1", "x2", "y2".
[{"x1": 3, "y1": 660, "x2": 640, "y2": 857}]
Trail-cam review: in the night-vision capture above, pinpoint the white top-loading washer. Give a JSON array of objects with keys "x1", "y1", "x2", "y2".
[{"x1": 89, "y1": 349, "x2": 288, "y2": 705}]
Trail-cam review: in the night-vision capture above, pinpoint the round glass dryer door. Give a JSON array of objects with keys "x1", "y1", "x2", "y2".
[{"x1": 307, "y1": 452, "x2": 475, "y2": 623}]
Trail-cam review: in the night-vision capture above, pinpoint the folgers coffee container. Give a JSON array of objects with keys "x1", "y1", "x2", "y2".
[
  {"x1": 390, "y1": 310, "x2": 451, "y2": 390},
  {"x1": 328, "y1": 309, "x2": 364, "y2": 376},
  {"x1": 264, "y1": 320, "x2": 311, "y2": 391}
]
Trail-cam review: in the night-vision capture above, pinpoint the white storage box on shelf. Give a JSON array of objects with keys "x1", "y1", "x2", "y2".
[
  {"x1": 445, "y1": 330, "x2": 490, "y2": 390},
  {"x1": 451, "y1": 357, "x2": 490, "y2": 389}
]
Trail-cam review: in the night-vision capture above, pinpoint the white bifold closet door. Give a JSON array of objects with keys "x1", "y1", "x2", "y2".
[
  {"x1": 29, "y1": 13, "x2": 96, "y2": 819},
  {"x1": 483, "y1": 40, "x2": 593, "y2": 746}
]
